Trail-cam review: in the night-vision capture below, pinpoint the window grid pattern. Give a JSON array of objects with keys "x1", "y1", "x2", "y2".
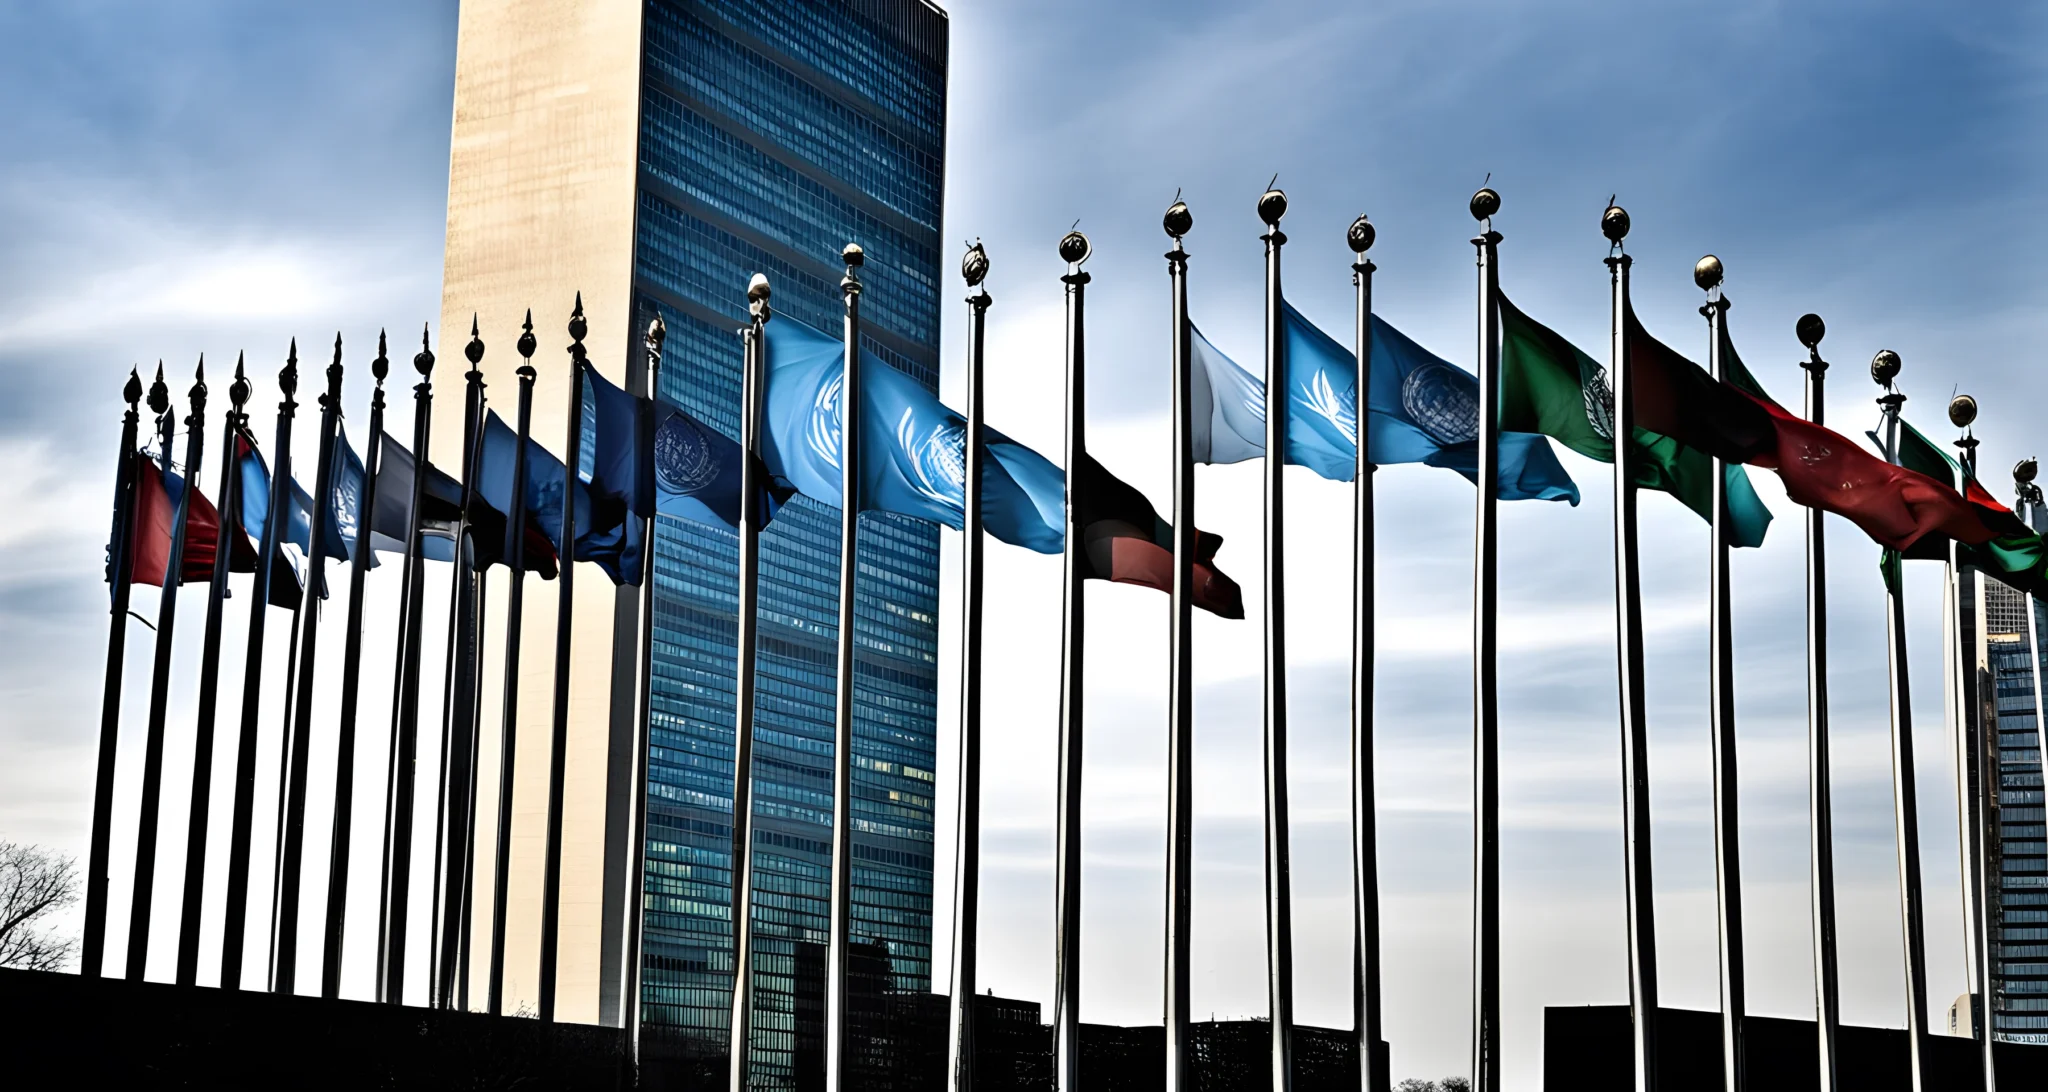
[
  {"x1": 631, "y1": 6, "x2": 945, "y2": 1084},
  {"x1": 1986, "y1": 580, "x2": 2048, "y2": 1043}
]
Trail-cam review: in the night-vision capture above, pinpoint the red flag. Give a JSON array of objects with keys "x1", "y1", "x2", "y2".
[{"x1": 129, "y1": 453, "x2": 257, "y2": 588}]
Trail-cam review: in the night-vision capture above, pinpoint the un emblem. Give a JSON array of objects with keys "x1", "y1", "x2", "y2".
[
  {"x1": 900, "y1": 410, "x2": 965, "y2": 507},
  {"x1": 655, "y1": 411, "x2": 719, "y2": 496},
  {"x1": 1583, "y1": 366, "x2": 1616, "y2": 441},
  {"x1": 1400, "y1": 360, "x2": 1479, "y2": 445}
]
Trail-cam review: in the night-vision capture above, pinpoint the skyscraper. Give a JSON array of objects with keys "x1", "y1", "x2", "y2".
[
  {"x1": 1978, "y1": 577, "x2": 2048, "y2": 1043},
  {"x1": 437, "y1": 1, "x2": 947, "y2": 1079}
]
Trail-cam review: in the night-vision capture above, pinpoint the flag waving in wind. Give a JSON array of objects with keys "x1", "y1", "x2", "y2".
[
  {"x1": 760, "y1": 313, "x2": 1064, "y2": 553},
  {"x1": 1190, "y1": 303, "x2": 1581, "y2": 504}
]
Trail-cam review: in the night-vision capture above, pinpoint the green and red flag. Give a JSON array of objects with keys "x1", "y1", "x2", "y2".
[
  {"x1": 1496, "y1": 293, "x2": 1774, "y2": 546},
  {"x1": 1882, "y1": 418, "x2": 2048, "y2": 595}
]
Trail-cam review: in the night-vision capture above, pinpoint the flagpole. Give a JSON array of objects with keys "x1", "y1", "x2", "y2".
[
  {"x1": 175, "y1": 356, "x2": 252, "y2": 986},
  {"x1": 1160, "y1": 202, "x2": 1195, "y2": 1092},
  {"x1": 224, "y1": 346, "x2": 298, "y2": 990},
  {"x1": 1604, "y1": 204, "x2": 1661, "y2": 1092},
  {"x1": 1947, "y1": 396, "x2": 1996, "y2": 1090},
  {"x1": 84, "y1": 366, "x2": 145, "y2": 979},
  {"x1": 488, "y1": 313, "x2": 540, "y2": 1016},
  {"x1": 1873, "y1": 349, "x2": 1933, "y2": 1091},
  {"x1": 1258, "y1": 186, "x2": 1299, "y2": 1092},
  {"x1": 1348, "y1": 214, "x2": 1388, "y2": 1092},
  {"x1": 1794, "y1": 314, "x2": 1842, "y2": 1091},
  {"x1": 728, "y1": 276, "x2": 773, "y2": 1089},
  {"x1": 827, "y1": 242, "x2": 868, "y2": 1092},
  {"x1": 1054, "y1": 229, "x2": 1090, "y2": 1092},
  {"x1": 438, "y1": 320, "x2": 489, "y2": 1009},
  {"x1": 1469, "y1": 189, "x2": 1505, "y2": 1092},
  {"x1": 1696, "y1": 257, "x2": 1747, "y2": 1091},
  {"x1": 622, "y1": 315, "x2": 665, "y2": 1052},
  {"x1": 269, "y1": 582, "x2": 305, "y2": 990},
  {"x1": 129, "y1": 359, "x2": 207, "y2": 982},
  {"x1": 947, "y1": 246, "x2": 990, "y2": 1092},
  {"x1": 381, "y1": 326, "x2": 437, "y2": 1004},
  {"x1": 276, "y1": 336, "x2": 347, "y2": 995},
  {"x1": 321, "y1": 335, "x2": 390, "y2": 998},
  {"x1": 460, "y1": 571, "x2": 489, "y2": 1011},
  {"x1": 540, "y1": 297, "x2": 590, "y2": 1023}
]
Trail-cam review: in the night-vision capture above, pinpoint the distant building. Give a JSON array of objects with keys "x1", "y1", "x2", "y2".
[
  {"x1": 1977, "y1": 577, "x2": 2048, "y2": 1042},
  {"x1": 439, "y1": 1, "x2": 949, "y2": 1080}
]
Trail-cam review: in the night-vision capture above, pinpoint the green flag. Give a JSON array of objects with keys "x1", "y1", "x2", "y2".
[
  {"x1": 1885, "y1": 417, "x2": 2048, "y2": 595},
  {"x1": 1497, "y1": 293, "x2": 1773, "y2": 547}
]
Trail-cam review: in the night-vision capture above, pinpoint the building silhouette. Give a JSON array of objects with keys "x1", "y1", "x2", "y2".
[
  {"x1": 438, "y1": 2, "x2": 948, "y2": 1077},
  {"x1": 1978, "y1": 577, "x2": 2048, "y2": 1042}
]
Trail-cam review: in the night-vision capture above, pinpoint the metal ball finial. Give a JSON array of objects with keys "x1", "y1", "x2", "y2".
[
  {"x1": 124, "y1": 367, "x2": 143, "y2": 407},
  {"x1": 1470, "y1": 187, "x2": 1501, "y2": 221},
  {"x1": 465, "y1": 315, "x2": 485, "y2": 367},
  {"x1": 1058, "y1": 230, "x2": 1091, "y2": 266},
  {"x1": 748, "y1": 273, "x2": 772, "y2": 303},
  {"x1": 1871, "y1": 349, "x2": 1902, "y2": 386},
  {"x1": 1601, "y1": 203, "x2": 1630, "y2": 243},
  {"x1": 517, "y1": 309, "x2": 537, "y2": 359},
  {"x1": 415, "y1": 323, "x2": 435, "y2": 377},
  {"x1": 1948, "y1": 394, "x2": 1977, "y2": 429},
  {"x1": 961, "y1": 241, "x2": 988, "y2": 287},
  {"x1": 2016, "y1": 457, "x2": 2038, "y2": 485},
  {"x1": 1162, "y1": 201, "x2": 1192, "y2": 240},
  {"x1": 372, "y1": 329, "x2": 390, "y2": 382},
  {"x1": 148, "y1": 362, "x2": 169, "y2": 415},
  {"x1": 569, "y1": 293, "x2": 588, "y2": 345},
  {"x1": 1796, "y1": 313, "x2": 1826, "y2": 349},
  {"x1": 842, "y1": 243, "x2": 865, "y2": 268},
  {"x1": 230, "y1": 352, "x2": 250, "y2": 408},
  {"x1": 647, "y1": 314, "x2": 666, "y2": 352},
  {"x1": 1257, "y1": 188, "x2": 1287, "y2": 227},
  {"x1": 1347, "y1": 215, "x2": 1375, "y2": 254},
  {"x1": 1694, "y1": 254, "x2": 1724, "y2": 291}
]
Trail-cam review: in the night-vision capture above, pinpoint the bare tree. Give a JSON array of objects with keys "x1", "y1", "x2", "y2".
[{"x1": 0, "y1": 840, "x2": 79, "y2": 971}]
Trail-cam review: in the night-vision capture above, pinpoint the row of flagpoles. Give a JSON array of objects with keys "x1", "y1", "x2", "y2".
[{"x1": 84, "y1": 183, "x2": 2047, "y2": 1092}]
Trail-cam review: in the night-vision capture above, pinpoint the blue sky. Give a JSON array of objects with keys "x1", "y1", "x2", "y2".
[{"x1": 0, "y1": 1, "x2": 2043, "y2": 1086}]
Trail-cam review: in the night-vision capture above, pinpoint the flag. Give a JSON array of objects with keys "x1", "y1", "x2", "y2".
[
  {"x1": 129, "y1": 453, "x2": 257, "y2": 588},
  {"x1": 229, "y1": 434, "x2": 307, "y2": 609},
  {"x1": 1497, "y1": 292, "x2": 1774, "y2": 547},
  {"x1": 1189, "y1": 304, "x2": 1581, "y2": 503},
  {"x1": 371, "y1": 433, "x2": 466, "y2": 563},
  {"x1": 331, "y1": 425, "x2": 375, "y2": 567},
  {"x1": 1074, "y1": 453, "x2": 1243, "y2": 618},
  {"x1": 758, "y1": 313, "x2": 1066, "y2": 552},
  {"x1": 475, "y1": 410, "x2": 564, "y2": 580},
  {"x1": 1877, "y1": 416, "x2": 2048, "y2": 596}
]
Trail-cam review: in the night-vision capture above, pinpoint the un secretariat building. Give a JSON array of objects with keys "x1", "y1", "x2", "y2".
[{"x1": 437, "y1": 0, "x2": 947, "y2": 1082}]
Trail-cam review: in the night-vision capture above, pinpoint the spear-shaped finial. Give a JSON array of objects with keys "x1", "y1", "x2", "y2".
[
  {"x1": 517, "y1": 308, "x2": 537, "y2": 379},
  {"x1": 188, "y1": 355, "x2": 208, "y2": 422},
  {"x1": 372, "y1": 329, "x2": 390, "y2": 384},
  {"x1": 230, "y1": 352, "x2": 251, "y2": 410},
  {"x1": 568, "y1": 292, "x2": 588, "y2": 349},
  {"x1": 124, "y1": 367, "x2": 144, "y2": 407},
  {"x1": 465, "y1": 314, "x2": 484, "y2": 370},
  {"x1": 325, "y1": 332, "x2": 344, "y2": 405},
  {"x1": 415, "y1": 322, "x2": 435, "y2": 378},
  {"x1": 280, "y1": 338, "x2": 300, "y2": 402},
  {"x1": 148, "y1": 362, "x2": 170, "y2": 417}
]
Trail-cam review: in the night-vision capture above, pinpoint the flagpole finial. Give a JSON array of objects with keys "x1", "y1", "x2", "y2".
[
  {"x1": 1693, "y1": 254, "x2": 1724, "y2": 292},
  {"x1": 326, "y1": 333, "x2": 344, "y2": 401},
  {"x1": 124, "y1": 367, "x2": 144, "y2": 407},
  {"x1": 1470, "y1": 187, "x2": 1501, "y2": 222},
  {"x1": 1347, "y1": 215, "x2": 1375, "y2": 254},
  {"x1": 1057, "y1": 230, "x2": 1090, "y2": 267},
  {"x1": 415, "y1": 324, "x2": 435, "y2": 378},
  {"x1": 230, "y1": 352, "x2": 251, "y2": 409},
  {"x1": 1796, "y1": 313, "x2": 1826, "y2": 349},
  {"x1": 842, "y1": 243, "x2": 865, "y2": 294},
  {"x1": 518, "y1": 310, "x2": 537, "y2": 361},
  {"x1": 1948, "y1": 394, "x2": 1977, "y2": 429},
  {"x1": 1871, "y1": 349, "x2": 1902, "y2": 388},
  {"x1": 373, "y1": 330, "x2": 390, "y2": 384},
  {"x1": 190, "y1": 354, "x2": 208, "y2": 405},
  {"x1": 148, "y1": 362, "x2": 170, "y2": 417},
  {"x1": 569, "y1": 293, "x2": 588, "y2": 348},
  {"x1": 2019, "y1": 458, "x2": 2039, "y2": 484},
  {"x1": 2016, "y1": 460, "x2": 2040, "y2": 509},
  {"x1": 961, "y1": 242, "x2": 989, "y2": 288},
  {"x1": 1257, "y1": 187, "x2": 1287, "y2": 227},
  {"x1": 1601, "y1": 202, "x2": 1630, "y2": 244},
  {"x1": 646, "y1": 314, "x2": 666, "y2": 356},
  {"x1": 465, "y1": 316, "x2": 485, "y2": 371},
  {"x1": 1163, "y1": 200, "x2": 1192, "y2": 241},
  {"x1": 748, "y1": 274, "x2": 773, "y2": 323},
  {"x1": 281, "y1": 341, "x2": 299, "y2": 402}
]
